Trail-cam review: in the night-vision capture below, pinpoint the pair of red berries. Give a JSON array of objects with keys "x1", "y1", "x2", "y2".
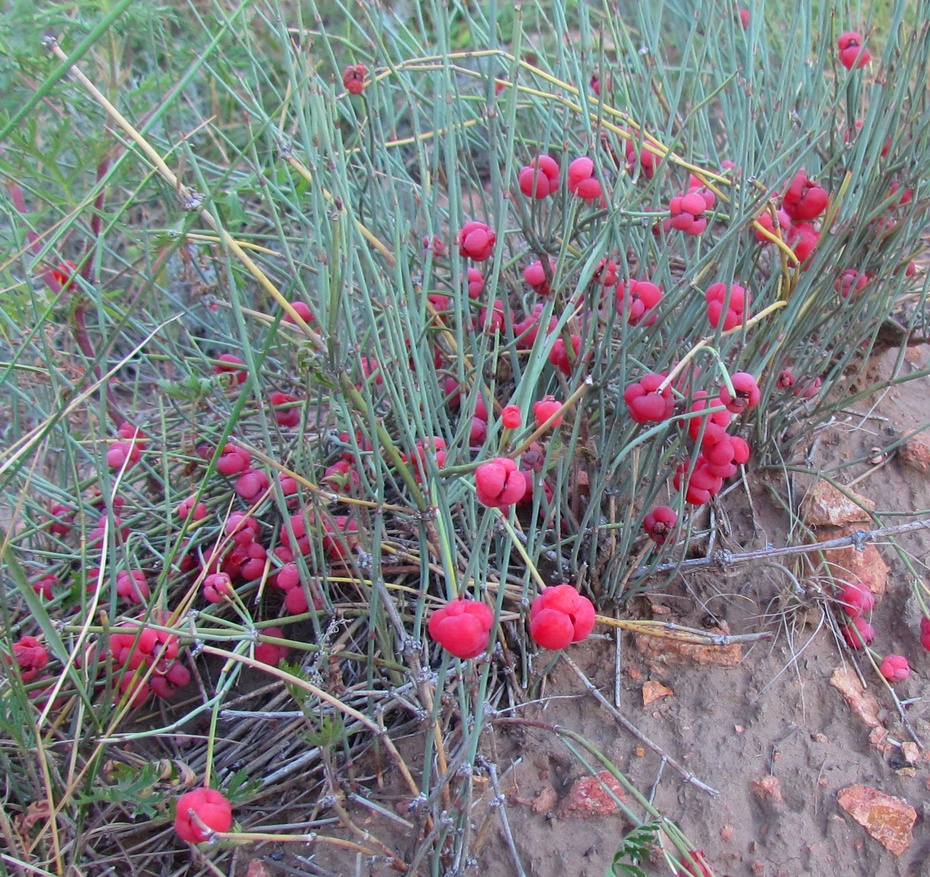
[{"x1": 427, "y1": 585, "x2": 596, "y2": 659}]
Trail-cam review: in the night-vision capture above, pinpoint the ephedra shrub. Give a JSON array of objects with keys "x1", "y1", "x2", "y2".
[{"x1": 0, "y1": 0, "x2": 929, "y2": 872}]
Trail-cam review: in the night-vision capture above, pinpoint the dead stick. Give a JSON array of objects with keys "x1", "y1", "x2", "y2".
[{"x1": 635, "y1": 517, "x2": 930, "y2": 579}]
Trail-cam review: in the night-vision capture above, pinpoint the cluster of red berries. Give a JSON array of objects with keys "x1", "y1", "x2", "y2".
[
  {"x1": 109, "y1": 619, "x2": 189, "y2": 706},
  {"x1": 667, "y1": 175, "x2": 717, "y2": 235}
]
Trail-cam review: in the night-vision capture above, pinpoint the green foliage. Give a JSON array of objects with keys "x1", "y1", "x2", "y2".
[{"x1": 608, "y1": 819, "x2": 663, "y2": 877}]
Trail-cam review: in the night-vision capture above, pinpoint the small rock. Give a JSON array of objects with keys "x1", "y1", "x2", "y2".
[
  {"x1": 720, "y1": 824, "x2": 735, "y2": 842},
  {"x1": 558, "y1": 770, "x2": 626, "y2": 818},
  {"x1": 634, "y1": 631, "x2": 742, "y2": 668},
  {"x1": 642, "y1": 680, "x2": 674, "y2": 705},
  {"x1": 830, "y1": 666, "x2": 884, "y2": 729},
  {"x1": 530, "y1": 784, "x2": 558, "y2": 814},
  {"x1": 246, "y1": 862, "x2": 272, "y2": 877},
  {"x1": 801, "y1": 480, "x2": 875, "y2": 527},
  {"x1": 837, "y1": 785, "x2": 917, "y2": 855},
  {"x1": 902, "y1": 742, "x2": 920, "y2": 765},
  {"x1": 815, "y1": 530, "x2": 889, "y2": 597},
  {"x1": 900, "y1": 432, "x2": 930, "y2": 473},
  {"x1": 751, "y1": 775, "x2": 785, "y2": 803}
]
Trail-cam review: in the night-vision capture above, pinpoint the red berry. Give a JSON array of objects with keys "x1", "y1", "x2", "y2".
[
  {"x1": 51, "y1": 259, "x2": 77, "y2": 291},
  {"x1": 549, "y1": 335, "x2": 582, "y2": 376},
  {"x1": 524, "y1": 258, "x2": 555, "y2": 294},
  {"x1": 782, "y1": 171, "x2": 829, "y2": 220},
  {"x1": 10, "y1": 636, "x2": 50, "y2": 682},
  {"x1": 738, "y1": 8, "x2": 750, "y2": 28},
  {"x1": 720, "y1": 372, "x2": 761, "y2": 413},
  {"x1": 457, "y1": 221, "x2": 496, "y2": 262},
  {"x1": 501, "y1": 405, "x2": 522, "y2": 430},
  {"x1": 837, "y1": 31, "x2": 870, "y2": 70},
  {"x1": 624, "y1": 373, "x2": 674, "y2": 424},
  {"x1": 879, "y1": 654, "x2": 909, "y2": 683},
  {"x1": 705, "y1": 282, "x2": 749, "y2": 331},
  {"x1": 643, "y1": 506, "x2": 678, "y2": 545},
  {"x1": 616, "y1": 279, "x2": 662, "y2": 326},
  {"x1": 217, "y1": 443, "x2": 251, "y2": 475},
  {"x1": 920, "y1": 616, "x2": 930, "y2": 651},
  {"x1": 466, "y1": 267, "x2": 485, "y2": 298},
  {"x1": 203, "y1": 572, "x2": 234, "y2": 604},
  {"x1": 214, "y1": 353, "x2": 248, "y2": 385},
  {"x1": 235, "y1": 468, "x2": 271, "y2": 502},
  {"x1": 835, "y1": 269, "x2": 870, "y2": 299},
  {"x1": 342, "y1": 64, "x2": 367, "y2": 94},
  {"x1": 116, "y1": 570, "x2": 149, "y2": 604},
  {"x1": 567, "y1": 157, "x2": 603, "y2": 200},
  {"x1": 518, "y1": 154, "x2": 560, "y2": 199},
  {"x1": 838, "y1": 584, "x2": 875, "y2": 619},
  {"x1": 529, "y1": 585, "x2": 596, "y2": 650},
  {"x1": 428, "y1": 598, "x2": 495, "y2": 659},
  {"x1": 475, "y1": 457, "x2": 526, "y2": 508},
  {"x1": 270, "y1": 392, "x2": 301, "y2": 428},
  {"x1": 840, "y1": 616, "x2": 875, "y2": 649},
  {"x1": 255, "y1": 627, "x2": 289, "y2": 667},
  {"x1": 533, "y1": 395, "x2": 562, "y2": 429},
  {"x1": 174, "y1": 787, "x2": 233, "y2": 843},
  {"x1": 283, "y1": 300, "x2": 314, "y2": 323}
]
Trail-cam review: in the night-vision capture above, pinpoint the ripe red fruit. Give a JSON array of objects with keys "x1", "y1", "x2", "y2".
[
  {"x1": 48, "y1": 503, "x2": 73, "y2": 537},
  {"x1": 705, "y1": 282, "x2": 750, "y2": 331},
  {"x1": 501, "y1": 405, "x2": 522, "y2": 430},
  {"x1": 465, "y1": 267, "x2": 485, "y2": 299},
  {"x1": 342, "y1": 64, "x2": 367, "y2": 94},
  {"x1": 720, "y1": 372, "x2": 761, "y2": 413},
  {"x1": 214, "y1": 353, "x2": 248, "y2": 385},
  {"x1": 549, "y1": 335, "x2": 582, "y2": 376},
  {"x1": 643, "y1": 506, "x2": 678, "y2": 545},
  {"x1": 217, "y1": 444, "x2": 251, "y2": 475},
  {"x1": 321, "y1": 515, "x2": 359, "y2": 561},
  {"x1": 428, "y1": 599, "x2": 495, "y2": 659},
  {"x1": 458, "y1": 221, "x2": 496, "y2": 262},
  {"x1": 255, "y1": 627, "x2": 289, "y2": 667},
  {"x1": 753, "y1": 206, "x2": 792, "y2": 242},
  {"x1": 785, "y1": 220, "x2": 820, "y2": 263},
  {"x1": 11, "y1": 636, "x2": 50, "y2": 682},
  {"x1": 921, "y1": 616, "x2": 930, "y2": 651},
  {"x1": 837, "y1": 31, "x2": 870, "y2": 70},
  {"x1": 674, "y1": 457, "x2": 724, "y2": 506},
  {"x1": 283, "y1": 300, "x2": 314, "y2": 324},
  {"x1": 840, "y1": 616, "x2": 875, "y2": 649},
  {"x1": 835, "y1": 268, "x2": 870, "y2": 299},
  {"x1": 405, "y1": 437, "x2": 447, "y2": 483},
  {"x1": 617, "y1": 279, "x2": 662, "y2": 326},
  {"x1": 176, "y1": 496, "x2": 208, "y2": 522},
  {"x1": 151, "y1": 661, "x2": 191, "y2": 699},
  {"x1": 270, "y1": 392, "x2": 301, "y2": 428},
  {"x1": 738, "y1": 8, "x2": 750, "y2": 28},
  {"x1": 879, "y1": 654, "x2": 910, "y2": 683},
  {"x1": 235, "y1": 468, "x2": 271, "y2": 502},
  {"x1": 518, "y1": 154, "x2": 560, "y2": 199},
  {"x1": 524, "y1": 258, "x2": 554, "y2": 295},
  {"x1": 668, "y1": 190, "x2": 711, "y2": 235},
  {"x1": 567, "y1": 157, "x2": 603, "y2": 200},
  {"x1": 533, "y1": 395, "x2": 562, "y2": 429},
  {"x1": 625, "y1": 137, "x2": 661, "y2": 180},
  {"x1": 116, "y1": 570, "x2": 150, "y2": 604},
  {"x1": 174, "y1": 787, "x2": 233, "y2": 843},
  {"x1": 782, "y1": 171, "x2": 829, "y2": 220},
  {"x1": 529, "y1": 584, "x2": 596, "y2": 650},
  {"x1": 838, "y1": 583, "x2": 875, "y2": 619},
  {"x1": 624, "y1": 373, "x2": 674, "y2": 424},
  {"x1": 475, "y1": 457, "x2": 526, "y2": 507},
  {"x1": 203, "y1": 572, "x2": 234, "y2": 604}
]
